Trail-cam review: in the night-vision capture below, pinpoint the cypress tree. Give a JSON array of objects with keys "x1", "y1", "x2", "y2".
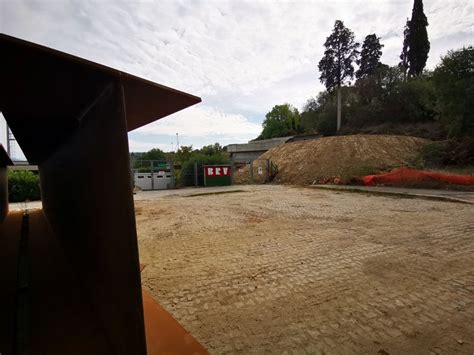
[
  {"x1": 399, "y1": 19, "x2": 410, "y2": 81},
  {"x1": 407, "y1": 0, "x2": 430, "y2": 77}
]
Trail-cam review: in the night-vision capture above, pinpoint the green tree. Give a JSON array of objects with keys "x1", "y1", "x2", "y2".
[
  {"x1": 318, "y1": 20, "x2": 359, "y2": 131},
  {"x1": 300, "y1": 93, "x2": 334, "y2": 133},
  {"x1": 259, "y1": 104, "x2": 301, "y2": 139},
  {"x1": 8, "y1": 170, "x2": 41, "y2": 202},
  {"x1": 200, "y1": 143, "x2": 224, "y2": 156},
  {"x1": 302, "y1": 97, "x2": 320, "y2": 112},
  {"x1": 399, "y1": 19, "x2": 410, "y2": 81},
  {"x1": 432, "y1": 46, "x2": 474, "y2": 137},
  {"x1": 344, "y1": 64, "x2": 436, "y2": 130},
  {"x1": 141, "y1": 148, "x2": 166, "y2": 161},
  {"x1": 356, "y1": 34, "x2": 384, "y2": 80},
  {"x1": 132, "y1": 148, "x2": 167, "y2": 172},
  {"x1": 407, "y1": 0, "x2": 430, "y2": 77},
  {"x1": 305, "y1": 91, "x2": 340, "y2": 135},
  {"x1": 175, "y1": 146, "x2": 193, "y2": 163},
  {"x1": 300, "y1": 98, "x2": 320, "y2": 133},
  {"x1": 178, "y1": 145, "x2": 230, "y2": 186}
]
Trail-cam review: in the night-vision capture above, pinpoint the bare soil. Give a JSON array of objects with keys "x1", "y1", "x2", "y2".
[
  {"x1": 258, "y1": 134, "x2": 428, "y2": 185},
  {"x1": 136, "y1": 185, "x2": 474, "y2": 354}
]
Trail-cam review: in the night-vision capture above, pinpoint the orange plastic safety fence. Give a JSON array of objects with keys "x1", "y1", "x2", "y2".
[{"x1": 363, "y1": 167, "x2": 474, "y2": 186}]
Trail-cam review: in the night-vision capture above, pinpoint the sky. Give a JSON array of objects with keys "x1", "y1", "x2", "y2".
[{"x1": 1, "y1": 0, "x2": 473, "y2": 159}]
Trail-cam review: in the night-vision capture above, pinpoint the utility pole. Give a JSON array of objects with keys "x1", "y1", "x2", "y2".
[{"x1": 176, "y1": 133, "x2": 179, "y2": 151}]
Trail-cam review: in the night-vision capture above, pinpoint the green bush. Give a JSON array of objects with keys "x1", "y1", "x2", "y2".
[
  {"x1": 181, "y1": 152, "x2": 230, "y2": 186},
  {"x1": 418, "y1": 142, "x2": 446, "y2": 168},
  {"x1": 316, "y1": 104, "x2": 338, "y2": 135},
  {"x1": 432, "y1": 46, "x2": 474, "y2": 138},
  {"x1": 418, "y1": 138, "x2": 474, "y2": 167},
  {"x1": 8, "y1": 170, "x2": 41, "y2": 202}
]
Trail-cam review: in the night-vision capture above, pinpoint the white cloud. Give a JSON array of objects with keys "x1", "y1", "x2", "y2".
[
  {"x1": 1, "y1": 0, "x2": 473, "y2": 155},
  {"x1": 127, "y1": 139, "x2": 170, "y2": 153},
  {"x1": 135, "y1": 105, "x2": 261, "y2": 140}
]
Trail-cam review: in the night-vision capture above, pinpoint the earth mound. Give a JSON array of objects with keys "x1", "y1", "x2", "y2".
[{"x1": 258, "y1": 134, "x2": 429, "y2": 185}]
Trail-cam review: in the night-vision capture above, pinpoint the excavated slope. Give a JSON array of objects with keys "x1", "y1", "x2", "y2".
[{"x1": 258, "y1": 134, "x2": 429, "y2": 185}]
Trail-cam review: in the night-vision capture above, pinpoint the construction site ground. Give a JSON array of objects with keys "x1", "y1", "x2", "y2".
[
  {"x1": 312, "y1": 185, "x2": 474, "y2": 204},
  {"x1": 135, "y1": 185, "x2": 474, "y2": 354}
]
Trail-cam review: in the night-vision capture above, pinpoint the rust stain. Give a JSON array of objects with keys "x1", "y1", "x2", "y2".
[{"x1": 143, "y1": 289, "x2": 208, "y2": 355}]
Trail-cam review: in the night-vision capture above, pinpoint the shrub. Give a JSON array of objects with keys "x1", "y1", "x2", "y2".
[
  {"x1": 418, "y1": 138, "x2": 474, "y2": 167},
  {"x1": 8, "y1": 170, "x2": 41, "y2": 202},
  {"x1": 418, "y1": 142, "x2": 447, "y2": 168},
  {"x1": 432, "y1": 46, "x2": 474, "y2": 137},
  {"x1": 181, "y1": 152, "x2": 230, "y2": 186},
  {"x1": 316, "y1": 104, "x2": 338, "y2": 135}
]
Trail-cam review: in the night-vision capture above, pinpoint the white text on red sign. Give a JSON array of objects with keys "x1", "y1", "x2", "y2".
[{"x1": 205, "y1": 166, "x2": 231, "y2": 176}]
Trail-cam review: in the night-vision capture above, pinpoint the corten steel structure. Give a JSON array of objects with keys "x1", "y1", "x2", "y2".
[
  {"x1": 0, "y1": 145, "x2": 13, "y2": 222},
  {"x1": 0, "y1": 34, "x2": 205, "y2": 355}
]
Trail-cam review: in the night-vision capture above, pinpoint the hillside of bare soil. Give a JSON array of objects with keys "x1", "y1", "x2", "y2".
[{"x1": 258, "y1": 134, "x2": 429, "y2": 185}]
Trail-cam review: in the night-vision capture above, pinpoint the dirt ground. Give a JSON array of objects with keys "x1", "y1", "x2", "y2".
[
  {"x1": 258, "y1": 135, "x2": 428, "y2": 184},
  {"x1": 136, "y1": 185, "x2": 474, "y2": 354}
]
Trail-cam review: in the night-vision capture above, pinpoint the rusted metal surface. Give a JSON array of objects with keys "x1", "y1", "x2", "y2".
[
  {"x1": 139, "y1": 265, "x2": 208, "y2": 354},
  {"x1": 142, "y1": 289, "x2": 208, "y2": 355},
  {"x1": 0, "y1": 145, "x2": 12, "y2": 221},
  {"x1": 38, "y1": 82, "x2": 147, "y2": 354},
  {"x1": 27, "y1": 209, "x2": 111, "y2": 354},
  {"x1": 0, "y1": 34, "x2": 202, "y2": 354},
  {"x1": 0, "y1": 34, "x2": 201, "y2": 164},
  {"x1": 1, "y1": 210, "x2": 208, "y2": 355},
  {"x1": 0, "y1": 211, "x2": 23, "y2": 354},
  {"x1": 0, "y1": 145, "x2": 13, "y2": 166}
]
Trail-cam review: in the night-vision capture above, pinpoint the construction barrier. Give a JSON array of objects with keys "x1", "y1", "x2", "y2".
[{"x1": 363, "y1": 167, "x2": 474, "y2": 186}]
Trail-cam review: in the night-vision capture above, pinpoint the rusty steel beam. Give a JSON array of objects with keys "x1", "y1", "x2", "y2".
[
  {"x1": 0, "y1": 34, "x2": 202, "y2": 355},
  {"x1": 0, "y1": 34, "x2": 201, "y2": 164},
  {"x1": 0, "y1": 145, "x2": 13, "y2": 222}
]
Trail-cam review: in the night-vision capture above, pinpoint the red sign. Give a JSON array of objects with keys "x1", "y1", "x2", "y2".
[{"x1": 204, "y1": 165, "x2": 231, "y2": 177}]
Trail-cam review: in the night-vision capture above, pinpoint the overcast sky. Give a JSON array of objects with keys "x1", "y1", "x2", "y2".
[{"x1": 1, "y1": 0, "x2": 473, "y2": 157}]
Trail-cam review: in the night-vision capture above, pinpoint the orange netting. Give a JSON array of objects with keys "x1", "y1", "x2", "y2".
[{"x1": 363, "y1": 167, "x2": 474, "y2": 186}]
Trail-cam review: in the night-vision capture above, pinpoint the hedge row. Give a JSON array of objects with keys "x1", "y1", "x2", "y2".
[{"x1": 8, "y1": 170, "x2": 41, "y2": 202}]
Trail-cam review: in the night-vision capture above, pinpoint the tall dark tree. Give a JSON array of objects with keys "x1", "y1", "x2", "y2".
[
  {"x1": 356, "y1": 34, "x2": 384, "y2": 80},
  {"x1": 399, "y1": 19, "x2": 410, "y2": 81},
  {"x1": 318, "y1": 20, "x2": 359, "y2": 131},
  {"x1": 407, "y1": 0, "x2": 430, "y2": 77}
]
